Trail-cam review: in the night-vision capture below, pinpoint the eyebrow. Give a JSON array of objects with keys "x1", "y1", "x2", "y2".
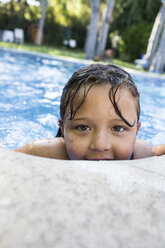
[
  {"x1": 70, "y1": 117, "x2": 136, "y2": 124},
  {"x1": 70, "y1": 117, "x2": 89, "y2": 122}
]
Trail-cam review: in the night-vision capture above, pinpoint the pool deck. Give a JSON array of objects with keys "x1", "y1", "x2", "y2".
[{"x1": 1, "y1": 148, "x2": 165, "y2": 248}]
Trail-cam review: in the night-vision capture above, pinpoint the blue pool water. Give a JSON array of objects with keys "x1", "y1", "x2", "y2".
[{"x1": 0, "y1": 48, "x2": 165, "y2": 149}]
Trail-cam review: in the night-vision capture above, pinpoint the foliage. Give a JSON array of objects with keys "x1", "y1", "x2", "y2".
[
  {"x1": 119, "y1": 22, "x2": 153, "y2": 61},
  {"x1": 49, "y1": 0, "x2": 90, "y2": 26},
  {"x1": 112, "y1": 0, "x2": 161, "y2": 33},
  {"x1": 0, "y1": 0, "x2": 40, "y2": 41},
  {"x1": 44, "y1": 3, "x2": 88, "y2": 47},
  {"x1": 0, "y1": 0, "x2": 163, "y2": 57},
  {"x1": 109, "y1": 0, "x2": 161, "y2": 62},
  {"x1": 0, "y1": 0, "x2": 90, "y2": 47},
  {"x1": 42, "y1": 0, "x2": 90, "y2": 47}
]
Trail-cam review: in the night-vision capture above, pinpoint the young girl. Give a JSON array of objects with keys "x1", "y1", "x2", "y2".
[{"x1": 15, "y1": 64, "x2": 165, "y2": 160}]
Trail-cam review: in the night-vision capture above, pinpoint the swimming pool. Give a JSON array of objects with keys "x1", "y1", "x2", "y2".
[{"x1": 0, "y1": 47, "x2": 165, "y2": 149}]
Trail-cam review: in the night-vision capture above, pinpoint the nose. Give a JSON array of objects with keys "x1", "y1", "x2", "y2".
[{"x1": 89, "y1": 130, "x2": 111, "y2": 152}]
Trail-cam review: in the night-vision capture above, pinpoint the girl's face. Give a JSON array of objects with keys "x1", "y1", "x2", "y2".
[{"x1": 60, "y1": 84, "x2": 141, "y2": 160}]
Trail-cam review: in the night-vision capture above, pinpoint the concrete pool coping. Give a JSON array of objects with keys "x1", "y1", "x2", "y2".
[{"x1": 1, "y1": 148, "x2": 165, "y2": 248}]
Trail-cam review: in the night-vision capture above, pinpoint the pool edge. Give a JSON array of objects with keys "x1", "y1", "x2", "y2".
[
  {"x1": 1, "y1": 45, "x2": 165, "y2": 79},
  {"x1": 1, "y1": 148, "x2": 165, "y2": 247}
]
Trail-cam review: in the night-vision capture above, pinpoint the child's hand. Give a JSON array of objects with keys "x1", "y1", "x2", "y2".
[{"x1": 152, "y1": 144, "x2": 165, "y2": 156}]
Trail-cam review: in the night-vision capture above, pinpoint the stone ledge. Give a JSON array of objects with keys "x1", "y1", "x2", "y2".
[{"x1": 0, "y1": 148, "x2": 165, "y2": 248}]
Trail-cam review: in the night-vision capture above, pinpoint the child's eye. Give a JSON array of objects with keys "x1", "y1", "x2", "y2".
[
  {"x1": 77, "y1": 125, "x2": 90, "y2": 131},
  {"x1": 112, "y1": 126, "x2": 125, "y2": 132}
]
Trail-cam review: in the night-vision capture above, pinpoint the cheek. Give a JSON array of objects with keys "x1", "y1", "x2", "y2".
[
  {"x1": 115, "y1": 132, "x2": 137, "y2": 159},
  {"x1": 64, "y1": 134, "x2": 87, "y2": 160},
  {"x1": 117, "y1": 145, "x2": 134, "y2": 159}
]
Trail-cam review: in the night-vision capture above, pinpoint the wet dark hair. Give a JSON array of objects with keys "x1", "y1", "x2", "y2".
[{"x1": 56, "y1": 64, "x2": 140, "y2": 137}]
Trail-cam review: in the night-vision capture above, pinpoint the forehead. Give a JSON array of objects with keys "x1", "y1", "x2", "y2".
[
  {"x1": 81, "y1": 84, "x2": 135, "y2": 106},
  {"x1": 68, "y1": 84, "x2": 138, "y2": 119}
]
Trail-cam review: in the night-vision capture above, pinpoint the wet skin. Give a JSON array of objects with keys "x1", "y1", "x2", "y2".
[{"x1": 60, "y1": 84, "x2": 141, "y2": 160}]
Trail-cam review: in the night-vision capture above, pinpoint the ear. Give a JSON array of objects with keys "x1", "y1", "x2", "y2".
[
  {"x1": 136, "y1": 122, "x2": 141, "y2": 134},
  {"x1": 58, "y1": 118, "x2": 64, "y2": 137}
]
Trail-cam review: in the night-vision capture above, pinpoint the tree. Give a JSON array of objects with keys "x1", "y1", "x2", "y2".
[
  {"x1": 0, "y1": 0, "x2": 29, "y2": 30},
  {"x1": 96, "y1": 0, "x2": 115, "y2": 58},
  {"x1": 85, "y1": 0, "x2": 100, "y2": 60},
  {"x1": 35, "y1": 0, "x2": 48, "y2": 45},
  {"x1": 144, "y1": 0, "x2": 165, "y2": 69},
  {"x1": 149, "y1": 25, "x2": 165, "y2": 73}
]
